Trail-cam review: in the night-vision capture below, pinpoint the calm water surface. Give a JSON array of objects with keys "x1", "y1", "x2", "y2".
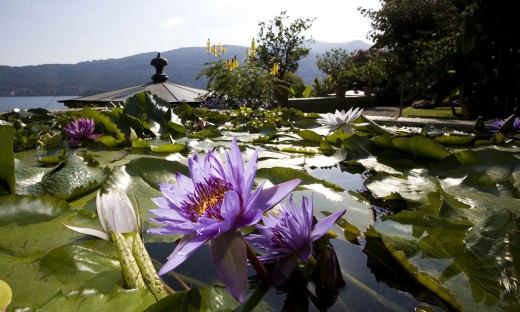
[
  {"x1": 0, "y1": 96, "x2": 77, "y2": 111},
  {"x1": 146, "y1": 166, "x2": 447, "y2": 311},
  {"x1": 3, "y1": 98, "x2": 447, "y2": 310}
]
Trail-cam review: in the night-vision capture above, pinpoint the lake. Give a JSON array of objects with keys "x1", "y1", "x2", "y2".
[{"x1": 0, "y1": 96, "x2": 77, "y2": 112}]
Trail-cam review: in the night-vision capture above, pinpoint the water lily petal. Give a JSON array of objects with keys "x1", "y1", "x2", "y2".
[
  {"x1": 148, "y1": 221, "x2": 198, "y2": 235},
  {"x1": 158, "y1": 180, "x2": 193, "y2": 204},
  {"x1": 316, "y1": 107, "x2": 363, "y2": 133},
  {"x1": 97, "y1": 189, "x2": 138, "y2": 234},
  {"x1": 236, "y1": 208, "x2": 264, "y2": 228},
  {"x1": 148, "y1": 205, "x2": 185, "y2": 222},
  {"x1": 220, "y1": 190, "x2": 241, "y2": 232},
  {"x1": 196, "y1": 217, "x2": 226, "y2": 236},
  {"x1": 284, "y1": 216, "x2": 306, "y2": 250},
  {"x1": 175, "y1": 172, "x2": 194, "y2": 189},
  {"x1": 260, "y1": 212, "x2": 276, "y2": 227},
  {"x1": 226, "y1": 138, "x2": 245, "y2": 194},
  {"x1": 251, "y1": 179, "x2": 301, "y2": 212},
  {"x1": 63, "y1": 223, "x2": 110, "y2": 241},
  {"x1": 245, "y1": 234, "x2": 271, "y2": 251},
  {"x1": 297, "y1": 244, "x2": 312, "y2": 262},
  {"x1": 209, "y1": 230, "x2": 247, "y2": 302},
  {"x1": 310, "y1": 209, "x2": 346, "y2": 241},
  {"x1": 158, "y1": 234, "x2": 209, "y2": 275},
  {"x1": 65, "y1": 118, "x2": 100, "y2": 141},
  {"x1": 148, "y1": 225, "x2": 193, "y2": 235},
  {"x1": 243, "y1": 149, "x2": 259, "y2": 202},
  {"x1": 302, "y1": 196, "x2": 313, "y2": 232},
  {"x1": 287, "y1": 195, "x2": 311, "y2": 239},
  {"x1": 206, "y1": 155, "x2": 225, "y2": 182},
  {"x1": 187, "y1": 155, "x2": 206, "y2": 185},
  {"x1": 96, "y1": 191, "x2": 108, "y2": 233},
  {"x1": 87, "y1": 133, "x2": 103, "y2": 140}
]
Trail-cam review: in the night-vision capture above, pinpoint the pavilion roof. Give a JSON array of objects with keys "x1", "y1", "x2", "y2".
[{"x1": 61, "y1": 52, "x2": 208, "y2": 108}]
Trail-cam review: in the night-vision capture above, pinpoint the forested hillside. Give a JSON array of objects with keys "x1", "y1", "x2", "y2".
[{"x1": 0, "y1": 40, "x2": 370, "y2": 96}]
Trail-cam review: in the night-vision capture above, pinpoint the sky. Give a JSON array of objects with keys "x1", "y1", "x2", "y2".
[{"x1": 0, "y1": 0, "x2": 380, "y2": 67}]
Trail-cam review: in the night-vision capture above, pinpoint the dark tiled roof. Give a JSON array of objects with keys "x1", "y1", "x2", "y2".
[
  {"x1": 61, "y1": 81, "x2": 208, "y2": 107},
  {"x1": 60, "y1": 52, "x2": 209, "y2": 108}
]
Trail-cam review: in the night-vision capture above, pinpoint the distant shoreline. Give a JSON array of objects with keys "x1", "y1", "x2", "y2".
[{"x1": 0, "y1": 95, "x2": 77, "y2": 112}]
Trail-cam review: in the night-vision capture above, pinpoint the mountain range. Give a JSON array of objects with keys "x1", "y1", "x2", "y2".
[{"x1": 0, "y1": 40, "x2": 371, "y2": 97}]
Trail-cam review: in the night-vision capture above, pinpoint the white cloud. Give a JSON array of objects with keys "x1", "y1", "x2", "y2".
[{"x1": 161, "y1": 17, "x2": 184, "y2": 31}]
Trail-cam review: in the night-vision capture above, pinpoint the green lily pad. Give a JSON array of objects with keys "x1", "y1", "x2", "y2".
[
  {"x1": 365, "y1": 169, "x2": 442, "y2": 211},
  {"x1": 15, "y1": 154, "x2": 107, "y2": 200},
  {"x1": 106, "y1": 107, "x2": 147, "y2": 139},
  {"x1": 376, "y1": 208, "x2": 520, "y2": 310},
  {"x1": 144, "y1": 286, "x2": 242, "y2": 312},
  {"x1": 391, "y1": 136, "x2": 452, "y2": 160},
  {"x1": 123, "y1": 92, "x2": 173, "y2": 137},
  {"x1": 81, "y1": 106, "x2": 126, "y2": 141},
  {"x1": 434, "y1": 133, "x2": 475, "y2": 145},
  {"x1": 40, "y1": 287, "x2": 155, "y2": 312},
  {"x1": 188, "y1": 129, "x2": 222, "y2": 139},
  {"x1": 0, "y1": 194, "x2": 123, "y2": 310},
  {"x1": 296, "y1": 129, "x2": 322, "y2": 144},
  {"x1": 150, "y1": 143, "x2": 187, "y2": 154},
  {"x1": 0, "y1": 121, "x2": 15, "y2": 194}
]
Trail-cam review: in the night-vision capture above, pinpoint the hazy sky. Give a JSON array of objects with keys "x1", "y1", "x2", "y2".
[{"x1": 0, "y1": 0, "x2": 380, "y2": 67}]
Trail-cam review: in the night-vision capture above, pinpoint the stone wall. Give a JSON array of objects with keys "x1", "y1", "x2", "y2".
[{"x1": 287, "y1": 96, "x2": 378, "y2": 113}]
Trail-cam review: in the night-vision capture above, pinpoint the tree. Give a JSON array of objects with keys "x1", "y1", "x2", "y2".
[
  {"x1": 254, "y1": 11, "x2": 315, "y2": 81},
  {"x1": 350, "y1": 49, "x2": 386, "y2": 88},
  {"x1": 316, "y1": 48, "x2": 355, "y2": 87},
  {"x1": 360, "y1": 0, "x2": 460, "y2": 111},
  {"x1": 450, "y1": 0, "x2": 520, "y2": 118},
  {"x1": 362, "y1": 0, "x2": 520, "y2": 119}
]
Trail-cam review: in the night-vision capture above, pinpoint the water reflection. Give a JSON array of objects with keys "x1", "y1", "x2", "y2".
[
  {"x1": 146, "y1": 237, "x2": 447, "y2": 311},
  {"x1": 308, "y1": 166, "x2": 364, "y2": 192},
  {"x1": 144, "y1": 165, "x2": 449, "y2": 311}
]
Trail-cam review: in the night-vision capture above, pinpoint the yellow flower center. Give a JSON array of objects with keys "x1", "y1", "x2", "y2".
[{"x1": 183, "y1": 177, "x2": 233, "y2": 221}]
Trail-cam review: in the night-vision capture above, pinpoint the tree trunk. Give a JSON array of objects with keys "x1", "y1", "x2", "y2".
[{"x1": 398, "y1": 84, "x2": 404, "y2": 118}]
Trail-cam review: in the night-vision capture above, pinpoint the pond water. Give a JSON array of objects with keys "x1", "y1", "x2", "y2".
[
  {"x1": 7, "y1": 97, "x2": 514, "y2": 310},
  {"x1": 147, "y1": 239, "x2": 443, "y2": 311},
  {"x1": 0, "y1": 96, "x2": 76, "y2": 111},
  {"x1": 146, "y1": 165, "x2": 447, "y2": 311}
]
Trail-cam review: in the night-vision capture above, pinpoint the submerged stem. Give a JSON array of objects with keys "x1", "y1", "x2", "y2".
[
  {"x1": 151, "y1": 258, "x2": 193, "y2": 291},
  {"x1": 243, "y1": 237, "x2": 272, "y2": 285},
  {"x1": 341, "y1": 268, "x2": 406, "y2": 312}
]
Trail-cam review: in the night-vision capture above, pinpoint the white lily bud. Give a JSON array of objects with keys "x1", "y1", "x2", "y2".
[{"x1": 97, "y1": 189, "x2": 139, "y2": 235}]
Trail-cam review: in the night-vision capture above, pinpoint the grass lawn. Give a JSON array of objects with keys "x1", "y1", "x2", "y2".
[{"x1": 402, "y1": 106, "x2": 462, "y2": 119}]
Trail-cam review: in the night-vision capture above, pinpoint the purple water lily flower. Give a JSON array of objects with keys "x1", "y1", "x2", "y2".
[
  {"x1": 492, "y1": 116, "x2": 520, "y2": 133},
  {"x1": 65, "y1": 118, "x2": 102, "y2": 146},
  {"x1": 247, "y1": 195, "x2": 345, "y2": 286},
  {"x1": 148, "y1": 138, "x2": 300, "y2": 302}
]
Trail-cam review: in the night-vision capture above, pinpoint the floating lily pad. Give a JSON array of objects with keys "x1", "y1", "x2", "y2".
[
  {"x1": 0, "y1": 121, "x2": 15, "y2": 194},
  {"x1": 0, "y1": 195, "x2": 123, "y2": 310}
]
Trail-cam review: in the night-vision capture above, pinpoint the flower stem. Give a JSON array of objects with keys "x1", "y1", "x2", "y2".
[
  {"x1": 111, "y1": 232, "x2": 146, "y2": 290},
  {"x1": 242, "y1": 237, "x2": 272, "y2": 285},
  {"x1": 308, "y1": 255, "x2": 317, "y2": 267},
  {"x1": 129, "y1": 233, "x2": 171, "y2": 300}
]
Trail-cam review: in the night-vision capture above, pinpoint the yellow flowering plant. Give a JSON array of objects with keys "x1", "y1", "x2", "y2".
[{"x1": 197, "y1": 39, "x2": 278, "y2": 109}]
